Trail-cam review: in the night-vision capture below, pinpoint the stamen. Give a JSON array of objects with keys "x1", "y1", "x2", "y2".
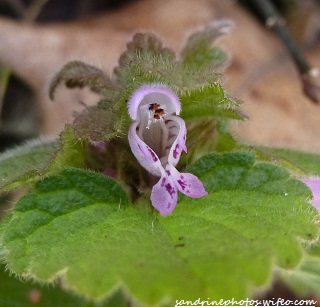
[
  {"x1": 146, "y1": 103, "x2": 167, "y2": 129},
  {"x1": 148, "y1": 103, "x2": 158, "y2": 111}
]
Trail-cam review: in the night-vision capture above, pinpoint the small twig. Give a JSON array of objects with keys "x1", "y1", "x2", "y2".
[
  {"x1": 24, "y1": 0, "x2": 49, "y2": 23},
  {"x1": 248, "y1": 0, "x2": 320, "y2": 103},
  {"x1": 0, "y1": 0, "x2": 51, "y2": 130},
  {"x1": 2, "y1": 0, "x2": 49, "y2": 21},
  {"x1": 0, "y1": 66, "x2": 11, "y2": 121},
  {"x1": 2, "y1": 0, "x2": 26, "y2": 18}
]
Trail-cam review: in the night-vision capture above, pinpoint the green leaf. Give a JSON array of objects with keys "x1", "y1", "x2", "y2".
[
  {"x1": 0, "y1": 262, "x2": 128, "y2": 307},
  {"x1": 0, "y1": 263, "x2": 87, "y2": 307},
  {"x1": 73, "y1": 106, "x2": 122, "y2": 143},
  {"x1": 1, "y1": 153, "x2": 318, "y2": 305},
  {"x1": 0, "y1": 126, "x2": 87, "y2": 192},
  {"x1": 46, "y1": 125, "x2": 87, "y2": 173},
  {"x1": 180, "y1": 83, "x2": 243, "y2": 120},
  {"x1": 182, "y1": 119, "x2": 241, "y2": 165},
  {"x1": 278, "y1": 243, "x2": 320, "y2": 297},
  {"x1": 114, "y1": 32, "x2": 175, "y2": 83},
  {"x1": 183, "y1": 120, "x2": 232, "y2": 165},
  {"x1": 49, "y1": 61, "x2": 115, "y2": 100},
  {"x1": 181, "y1": 20, "x2": 232, "y2": 69},
  {"x1": 0, "y1": 138, "x2": 59, "y2": 190},
  {"x1": 185, "y1": 152, "x2": 318, "y2": 267},
  {"x1": 215, "y1": 120, "x2": 242, "y2": 152},
  {"x1": 117, "y1": 52, "x2": 220, "y2": 93},
  {"x1": 113, "y1": 32, "x2": 222, "y2": 112},
  {"x1": 255, "y1": 147, "x2": 320, "y2": 175}
]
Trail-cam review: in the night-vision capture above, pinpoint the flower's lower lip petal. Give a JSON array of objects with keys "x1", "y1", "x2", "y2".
[
  {"x1": 128, "y1": 122, "x2": 163, "y2": 177},
  {"x1": 168, "y1": 165, "x2": 208, "y2": 198},
  {"x1": 176, "y1": 173, "x2": 208, "y2": 198},
  {"x1": 151, "y1": 175, "x2": 178, "y2": 216}
]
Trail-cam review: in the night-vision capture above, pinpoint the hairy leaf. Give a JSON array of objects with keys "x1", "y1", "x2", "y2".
[
  {"x1": 0, "y1": 263, "x2": 88, "y2": 307},
  {"x1": 113, "y1": 32, "x2": 222, "y2": 115},
  {"x1": 0, "y1": 153, "x2": 318, "y2": 305},
  {"x1": 278, "y1": 243, "x2": 320, "y2": 297},
  {"x1": 114, "y1": 32, "x2": 175, "y2": 82},
  {"x1": 49, "y1": 61, "x2": 115, "y2": 100},
  {"x1": 117, "y1": 52, "x2": 220, "y2": 93},
  {"x1": 0, "y1": 262, "x2": 128, "y2": 307},
  {"x1": 180, "y1": 83, "x2": 243, "y2": 120},
  {"x1": 46, "y1": 126, "x2": 87, "y2": 174},
  {"x1": 255, "y1": 147, "x2": 320, "y2": 175},
  {"x1": 0, "y1": 138, "x2": 58, "y2": 191},
  {"x1": 181, "y1": 20, "x2": 232, "y2": 69},
  {"x1": 0, "y1": 126, "x2": 87, "y2": 192},
  {"x1": 183, "y1": 119, "x2": 241, "y2": 165},
  {"x1": 73, "y1": 106, "x2": 122, "y2": 143}
]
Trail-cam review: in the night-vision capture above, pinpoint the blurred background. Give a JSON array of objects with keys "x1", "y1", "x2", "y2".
[{"x1": 0, "y1": 0, "x2": 320, "y2": 152}]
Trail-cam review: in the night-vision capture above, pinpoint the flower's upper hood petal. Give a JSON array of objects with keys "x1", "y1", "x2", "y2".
[{"x1": 128, "y1": 84, "x2": 181, "y2": 121}]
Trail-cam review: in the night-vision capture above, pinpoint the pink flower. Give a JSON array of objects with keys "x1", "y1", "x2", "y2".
[
  {"x1": 128, "y1": 84, "x2": 207, "y2": 216},
  {"x1": 301, "y1": 177, "x2": 320, "y2": 211}
]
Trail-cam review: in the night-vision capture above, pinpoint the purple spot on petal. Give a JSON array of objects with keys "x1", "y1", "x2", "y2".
[
  {"x1": 161, "y1": 177, "x2": 166, "y2": 187},
  {"x1": 167, "y1": 202, "x2": 172, "y2": 209},
  {"x1": 177, "y1": 176, "x2": 190, "y2": 193},
  {"x1": 166, "y1": 170, "x2": 171, "y2": 176},
  {"x1": 173, "y1": 144, "x2": 180, "y2": 159},
  {"x1": 148, "y1": 147, "x2": 158, "y2": 162},
  {"x1": 165, "y1": 183, "x2": 175, "y2": 197},
  {"x1": 177, "y1": 179, "x2": 187, "y2": 191}
]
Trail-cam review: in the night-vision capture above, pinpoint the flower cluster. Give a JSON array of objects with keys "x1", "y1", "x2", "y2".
[{"x1": 127, "y1": 84, "x2": 207, "y2": 216}]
